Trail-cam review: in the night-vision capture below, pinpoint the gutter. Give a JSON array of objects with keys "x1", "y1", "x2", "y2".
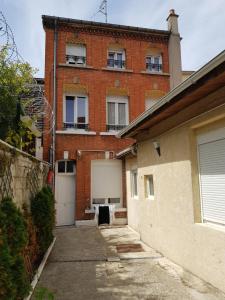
[{"x1": 117, "y1": 49, "x2": 225, "y2": 138}]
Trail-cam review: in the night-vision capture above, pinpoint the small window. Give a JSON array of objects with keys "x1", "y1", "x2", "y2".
[
  {"x1": 131, "y1": 170, "x2": 138, "y2": 198},
  {"x1": 106, "y1": 96, "x2": 129, "y2": 131},
  {"x1": 64, "y1": 95, "x2": 88, "y2": 130},
  {"x1": 57, "y1": 161, "x2": 75, "y2": 174},
  {"x1": 146, "y1": 55, "x2": 162, "y2": 72},
  {"x1": 66, "y1": 44, "x2": 86, "y2": 65},
  {"x1": 58, "y1": 161, "x2": 65, "y2": 173},
  {"x1": 107, "y1": 50, "x2": 125, "y2": 69},
  {"x1": 145, "y1": 175, "x2": 154, "y2": 199},
  {"x1": 108, "y1": 198, "x2": 120, "y2": 204},
  {"x1": 93, "y1": 198, "x2": 105, "y2": 204}
]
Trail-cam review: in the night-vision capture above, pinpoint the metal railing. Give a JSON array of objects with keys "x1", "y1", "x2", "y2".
[
  {"x1": 146, "y1": 63, "x2": 162, "y2": 72},
  {"x1": 106, "y1": 124, "x2": 127, "y2": 131},
  {"x1": 66, "y1": 55, "x2": 86, "y2": 65},
  {"x1": 107, "y1": 59, "x2": 126, "y2": 69},
  {"x1": 63, "y1": 123, "x2": 89, "y2": 130}
]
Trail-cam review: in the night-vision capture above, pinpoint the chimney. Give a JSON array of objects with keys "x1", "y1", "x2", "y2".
[{"x1": 167, "y1": 9, "x2": 182, "y2": 90}]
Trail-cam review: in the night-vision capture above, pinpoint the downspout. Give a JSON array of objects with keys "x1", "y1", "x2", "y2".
[{"x1": 52, "y1": 18, "x2": 57, "y2": 186}]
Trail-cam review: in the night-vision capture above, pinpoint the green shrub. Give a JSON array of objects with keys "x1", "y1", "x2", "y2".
[
  {"x1": 0, "y1": 198, "x2": 30, "y2": 299},
  {"x1": 31, "y1": 186, "x2": 55, "y2": 255}
]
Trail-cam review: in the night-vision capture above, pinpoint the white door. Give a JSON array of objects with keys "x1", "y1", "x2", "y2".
[
  {"x1": 55, "y1": 160, "x2": 76, "y2": 226},
  {"x1": 198, "y1": 127, "x2": 225, "y2": 225}
]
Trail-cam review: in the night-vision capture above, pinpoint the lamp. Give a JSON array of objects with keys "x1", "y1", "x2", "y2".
[{"x1": 153, "y1": 141, "x2": 161, "y2": 156}]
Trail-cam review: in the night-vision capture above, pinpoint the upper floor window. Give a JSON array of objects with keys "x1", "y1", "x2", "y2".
[
  {"x1": 107, "y1": 50, "x2": 126, "y2": 69},
  {"x1": 106, "y1": 96, "x2": 128, "y2": 131},
  {"x1": 66, "y1": 44, "x2": 86, "y2": 65},
  {"x1": 146, "y1": 55, "x2": 162, "y2": 72},
  {"x1": 64, "y1": 95, "x2": 88, "y2": 130}
]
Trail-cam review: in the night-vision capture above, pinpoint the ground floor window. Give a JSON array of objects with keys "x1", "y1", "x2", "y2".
[
  {"x1": 131, "y1": 169, "x2": 138, "y2": 198},
  {"x1": 145, "y1": 175, "x2": 154, "y2": 199}
]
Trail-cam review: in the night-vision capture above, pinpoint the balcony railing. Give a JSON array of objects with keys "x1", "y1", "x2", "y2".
[
  {"x1": 146, "y1": 63, "x2": 162, "y2": 72},
  {"x1": 106, "y1": 124, "x2": 127, "y2": 131},
  {"x1": 66, "y1": 55, "x2": 86, "y2": 65},
  {"x1": 107, "y1": 59, "x2": 126, "y2": 69},
  {"x1": 63, "y1": 123, "x2": 89, "y2": 130}
]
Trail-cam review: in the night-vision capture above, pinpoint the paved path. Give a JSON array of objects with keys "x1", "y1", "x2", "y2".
[{"x1": 32, "y1": 226, "x2": 225, "y2": 300}]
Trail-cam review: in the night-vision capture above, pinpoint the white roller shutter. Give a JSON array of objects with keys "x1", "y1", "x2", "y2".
[
  {"x1": 91, "y1": 160, "x2": 122, "y2": 199},
  {"x1": 66, "y1": 44, "x2": 86, "y2": 56},
  {"x1": 198, "y1": 128, "x2": 225, "y2": 225}
]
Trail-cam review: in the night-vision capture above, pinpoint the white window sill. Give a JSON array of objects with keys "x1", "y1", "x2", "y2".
[
  {"x1": 146, "y1": 196, "x2": 155, "y2": 201},
  {"x1": 102, "y1": 67, "x2": 133, "y2": 73},
  {"x1": 141, "y1": 70, "x2": 170, "y2": 76},
  {"x1": 56, "y1": 130, "x2": 96, "y2": 135},
  {"x1": 131, "y1": 196, "x2": 138, "y2": 200},
  {"x1": 100, "y1": 132, "x2": 117, "y2": 136},
  {"x1": 58, "y1": 63, "x2": 94, "y2": 70},
  {"x1": 195, "y1": 222, "x2": 225, "y2": 233}
]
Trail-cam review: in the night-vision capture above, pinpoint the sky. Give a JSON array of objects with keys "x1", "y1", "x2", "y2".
[{"x1": 1, "y1": 0, "x2": 225, "y2": 77}]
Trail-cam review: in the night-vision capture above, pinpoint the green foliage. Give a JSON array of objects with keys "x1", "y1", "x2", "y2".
[
  {"x1": 31, "y1": 187, "x2": 55, "y2": 255},
  {"x1": 0, "y1": 49, "x2": 36, "y2": 145},
  {"x1": 0, "y1": 198, "x2": 30, "y2": 299},
  {"x1": 34, "y1": 287, "x2": 55, "y2": 300}
]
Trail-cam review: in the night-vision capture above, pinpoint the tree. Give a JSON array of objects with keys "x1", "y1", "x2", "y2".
[{"x1": 0, "y1": 49, "x2": 36, "y2": 146}]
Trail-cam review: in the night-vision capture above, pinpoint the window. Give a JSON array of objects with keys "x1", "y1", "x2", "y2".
[
  {"x1": 57, "y1": 160, "x2": 75, "y2": 174},
  {"x1": 131, "y1": 170, "x2": 138, "y2": 198},
  {"x1": 145, "y1": 99, "x2": 158, "y2": 110},
  {"x1": 145, "y1": 175, "x2": 154, "y2": 199},
  {"x1": 106, "y1": 96, "x2": 128, "y2": 131},
  {"x1": 146, "y1": 55, "x2": 162, "y2": 72},
  {"x1": 66, "y1": 44, "x2": 86, "y2": 65},
  {"x1": 107, "y1": 50, "x2": 126, "y2": 68},
  {"x1": 64, "y1": 95, "x2": 88, "y2": 130}
]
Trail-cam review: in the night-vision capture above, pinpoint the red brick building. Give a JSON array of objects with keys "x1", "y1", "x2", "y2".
[{"x1": 42, "y1": 9, "x2": 182, "y2": 226}]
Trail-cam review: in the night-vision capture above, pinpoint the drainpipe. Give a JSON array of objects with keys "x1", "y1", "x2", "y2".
[{"x1": 52, "y1": 18, "x2": 57, "y2": 186}]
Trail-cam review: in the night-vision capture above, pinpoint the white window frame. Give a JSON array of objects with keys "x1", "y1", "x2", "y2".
[
  {"x1": 63, "y1": 94, "x2": 89, "y2": 131},
  {"x1": 146, "y1": 55, "x2": 162, "y2": 73},
  {"x1": 107, "y1": 49, "x2": 126, "y2": 69},
  {"x1": 131, "y1": 169, "x2": 138, "y2": 199},
  {"x1": 145, "y1": 175, "x2": 154, "y2": 200},
  {"x1": 56, "y1": 160, "x2": 75, "y2": 176},
  {"x1": 66, "y1": 44, "x2": 86, "y2": 65},
  {"x1": 106, "y1": 96, "x2": 129, "y2": 131}
]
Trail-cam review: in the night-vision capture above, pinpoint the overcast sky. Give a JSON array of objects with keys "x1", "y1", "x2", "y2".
[{"x1": 1, "y1": 0, "x2": 225, "y2": 77}]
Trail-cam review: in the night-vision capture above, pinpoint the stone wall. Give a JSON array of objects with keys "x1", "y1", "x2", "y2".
[{"x1": 0, "y1": 139, "x2": 49, "y2": 208}]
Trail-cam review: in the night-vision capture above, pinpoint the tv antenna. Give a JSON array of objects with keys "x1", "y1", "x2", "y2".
[{"x1": 92, "y1": 0, "x2": 108, "y2": 23}]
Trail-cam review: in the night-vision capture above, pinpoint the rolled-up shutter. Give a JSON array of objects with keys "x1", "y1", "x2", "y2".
[{"x1": 198, "y1": 128, "x2": 225, "y2": 225}]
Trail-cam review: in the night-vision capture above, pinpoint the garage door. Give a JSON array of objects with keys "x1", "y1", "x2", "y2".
[
  {"x1": 91, "y1": 159, "x2": 122, "y2": 207},
  {"x1": 198, "y1": 127, "x2": 225, "y2": 225}
]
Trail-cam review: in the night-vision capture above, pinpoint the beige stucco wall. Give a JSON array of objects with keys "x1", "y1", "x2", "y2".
[{"x1": 126, "y1": 106, "x2": 225, "y2": 293}]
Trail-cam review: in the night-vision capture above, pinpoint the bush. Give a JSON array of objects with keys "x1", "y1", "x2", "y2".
[
  {"x1": 0, "y1": 198, "x2": 30, "y2": 299},
  {"x1": 31, "y1": 186, "x2": 55, "y2": 255}
]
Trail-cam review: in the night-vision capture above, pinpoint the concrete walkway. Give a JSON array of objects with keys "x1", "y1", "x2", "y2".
[{"x1": 32, "y1": 226, "x2": 225, "y2": 300}]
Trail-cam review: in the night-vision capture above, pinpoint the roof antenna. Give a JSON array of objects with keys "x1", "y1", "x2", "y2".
[{"x1": 92, "y1": 0, "x2": 108, "y2": 23}]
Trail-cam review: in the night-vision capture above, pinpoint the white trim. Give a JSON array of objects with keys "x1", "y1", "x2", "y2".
[
  {"x1": 56, "y1": 130, "x2": 96, "y2": 135},
  {"x1": 100, "y1": 131, "x2": 117, "y2": 136},
  {"x1": 113, "y1": 218, "x2": 127, "y2": 225}
]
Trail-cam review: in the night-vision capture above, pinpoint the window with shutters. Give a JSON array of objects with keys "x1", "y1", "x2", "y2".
[
  {"x1": 197, "y1": 127, "x2": 225, "y2": 226},
  {"x1": 107, "y1": 50, "x2": 126, "y2": 69},
  {"x1": 146, "y1": 55, "x2": 162, "y2": 72},
  {"x1": 66, "y1": 44, "x2": 86, "y2": 65},
  {"x1": 106, "y1": 96, "x2": 129, "y2": 131}
]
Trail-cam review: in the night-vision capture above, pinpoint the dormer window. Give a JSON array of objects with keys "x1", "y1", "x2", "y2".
[
  {"x1": 107, "y1": 50, "x2": 125, "y2": 69},
  {"x1": 146, "y1": 55, "x2": 162, "y2": 72},
  {"x1": 66, "y1": 44, "x2": 86, "y2": 65}
]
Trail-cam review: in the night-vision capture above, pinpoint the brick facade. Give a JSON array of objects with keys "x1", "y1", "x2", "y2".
[{"x1": 43, "y1": 16, "x2": 171, "y2": 222}]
